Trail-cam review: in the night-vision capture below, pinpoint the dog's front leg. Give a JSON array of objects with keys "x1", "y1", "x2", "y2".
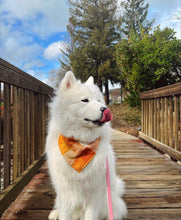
[
  {"x1": 58, "y1": 207, "x2": 72, "y2": 220},
  {"x1": 57, "y1": 196, "x2": 72, "y2": 220},
  {"x1": 84, "y1": 192, "x2": 101, "y2": 220}
]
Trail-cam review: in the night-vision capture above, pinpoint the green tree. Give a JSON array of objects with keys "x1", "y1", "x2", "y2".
[
  {"x1": 119, "y1": 0, "x2": 154, "y2": 36},
  {"x1": 67, "y1": 0, "x2": 120, "y2": 104},
  {"x1": 59, "y1": 41, "x2": 73, "y2": 72},
  {"x1": 115, "y1": 26, "x2": 181, "y2": 107}
]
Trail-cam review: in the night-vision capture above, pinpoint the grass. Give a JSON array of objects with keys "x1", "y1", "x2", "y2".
[{"x1": 109, "y1": 103, "x2": 141, "y2": 137}]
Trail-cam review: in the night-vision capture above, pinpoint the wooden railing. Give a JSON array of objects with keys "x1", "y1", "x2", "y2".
[
  {"x1": 0, "y1": 58, "x2": 53, "y2": 216},
  {"x1": 139, "y1": 83, "x2": 181, "y2": 162}
]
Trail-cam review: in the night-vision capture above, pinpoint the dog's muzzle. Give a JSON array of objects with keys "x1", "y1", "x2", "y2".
[{"x1": 84, "y1": 107, "x2": 113, "y2": 126}]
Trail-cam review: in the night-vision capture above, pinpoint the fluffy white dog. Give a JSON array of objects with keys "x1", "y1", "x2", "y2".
[{"x1": 45, "y1": 71, "x2": 127, "y2": 220}]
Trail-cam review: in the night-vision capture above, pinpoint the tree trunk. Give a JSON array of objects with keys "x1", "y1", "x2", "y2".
[
  {"x1": 97, "y1": 75, "x2": 103, "y2": 92},
  {"x1": 104, "y1": 80, "x2": 109, "y2": 105}
]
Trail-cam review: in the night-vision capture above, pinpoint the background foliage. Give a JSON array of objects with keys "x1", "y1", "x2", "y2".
[{"x1": 115, "y1": 26, "x2": 181, "y2": 107}]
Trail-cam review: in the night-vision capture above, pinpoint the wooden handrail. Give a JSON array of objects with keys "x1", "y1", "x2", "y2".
[
  {"x1": 139, "y1": 83, "x2": 181, "y2": 161},
  {"x1": 0, "y1": 59, "x2": 53, "y2": 217},
  {"x1": 140, "y1": 82, "x2": 181, "y2": 99},
  {"x1": 0, "y1": 58, "x2": 53, "y2": 95}
]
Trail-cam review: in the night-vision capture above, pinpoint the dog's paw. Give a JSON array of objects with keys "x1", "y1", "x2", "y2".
[{"x1": 48, "y1": 209, "x2": 59, "y2": 220}]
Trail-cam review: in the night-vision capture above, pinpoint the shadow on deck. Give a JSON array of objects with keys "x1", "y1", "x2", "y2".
[{"x1": 2, "y1": 130, "x2": 181, "y2": 220}]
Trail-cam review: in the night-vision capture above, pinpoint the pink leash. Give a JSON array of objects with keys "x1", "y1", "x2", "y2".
[{"x1": 106, "y1": 157, "x2": 113, "y2": 220}]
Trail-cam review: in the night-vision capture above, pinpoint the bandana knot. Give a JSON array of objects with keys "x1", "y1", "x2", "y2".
[{"x1": 58, "y1": 135, "x2": 100, "y2": 172}]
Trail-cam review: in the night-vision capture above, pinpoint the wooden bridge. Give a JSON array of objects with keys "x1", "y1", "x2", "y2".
[{"x1": 0, "y1": 59, "x2": 181, "y2": 219}]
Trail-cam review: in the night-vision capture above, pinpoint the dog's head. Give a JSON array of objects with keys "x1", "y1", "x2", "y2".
[{"x1": 57, "y1": 71, "x2": 113, "y2": 129}]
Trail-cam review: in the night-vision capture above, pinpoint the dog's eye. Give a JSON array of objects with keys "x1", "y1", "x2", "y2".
[{"x1": 81, "y1": 98, "x2": 89, "y2": 103}]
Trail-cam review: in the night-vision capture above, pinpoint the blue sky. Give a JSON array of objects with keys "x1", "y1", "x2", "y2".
[{"x1": 0, "y1": 0, "x2": 180, "y2": 86}]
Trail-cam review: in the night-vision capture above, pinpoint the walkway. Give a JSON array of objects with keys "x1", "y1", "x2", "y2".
[{"x1": 2, "y1": 130, "x2": 181, "y2": 219}]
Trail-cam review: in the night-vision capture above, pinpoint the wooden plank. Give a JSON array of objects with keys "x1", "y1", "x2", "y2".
[
  {"x1": 24, "y1": 90, "x2": 28, "y2": 170},
  {"x1": 140, "y1": 82, "x2": 181, "y2": 99},
  {"x1": 174, "y1": 96, "x2": 179, "y2": 150},
  {"x1": 169, "y1": 96, "x2": 173, "y2": 148},
  {"x1": 115, "y1": 149, "x2": 160, "y2": 154},
  {"x1": 150, "y1": 99, "x2": 154, "y2": 137},
  {"x1": 30, "y1": 91, "x2": 35, "y2": 163},
  {"x1": 117, "y1": 165, "x2": 181, "y2": 173},
  {"x1": 3, "y1": 84, "x2": 11, "y2": 189},
  {"x1": 146, "y1": 100, "x2": 149, "y2": 135},
  {"x1": 12, "y1": 86, "x2": 19, "y2": 181},
  {"x1": 0, "y1": 58, "x2": 53, "y2": 96},
  {"x1": 141, "y1": 100, "x2": 144, "y2": 133},
  {"x1": 164, "y1": 97, "x2": 168, "y2": 145},
  {"x1": 45, "y1": 96, "x2": 49, "y2": 139},
  {"x1": 153, "y1": 98, "x2": 157, "y2": 139},
  {"x1": 124, "y1": 196, "x2": 181, "y2": 208},
  {"x1": 19, "y1": 89, "x2": 25, "y2": 173},
  {"x1": 139, "y1": 131, "x2": 181, "y2": 161},
  {"x1": 8, "y1": 196, "x2": 54, "y2": 210},
  {"x1": 0, "y1": 82, "x2": 2, "y2": 192},
  {"x1": 180, "y1": 96, "x2": 181, "y2": 152},
  {"x1": 148, "y1": 99, "x2": 151, "y2": 136},
  {"x1": 117, "y1": 154, "x2": 162, "y2": 158},
  {"x1": 121, "y1": 174, "x2": 181, "y2": 181},
  {"x1": 127, "y1": 209, "x2": 181, "y2": 220},
  {"x1": 34, "y1": 93, "x2": 40, "y2": 160},
  {"x1": 0, "y1": 155, "x2": 45, "y2": 217},
  {"x1": 161, "y1": 97, "x2": 164, "y2": 143},
  {"x1": 142, "y1": 100, "x2": 145, "y2": 133},
  {"x1": 125, "y1": 180, "x2": 181, "y2": 189},
  {"x1": 26, "y1": 90, "x2": 31, "y2": 167},
  {"x1": 124, "y1": 188, "x2": 181, "y2": 198},
  {"x1": 38, "y1": 94, "x2": 42, "y2": 156},
  {"x1": 157, "y1": 98, "x2": 160, "y2": 142},
  {"x1": 1, "y1": 210, "x2": 50, "y2": 219},
  {"x1": 117, "y1": 159, "x2": 174, "y2": 165},
  {"x1": 41, "y1": 95, "x2": 45, "y2": 154}
]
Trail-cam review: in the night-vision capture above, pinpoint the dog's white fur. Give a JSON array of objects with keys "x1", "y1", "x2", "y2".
[{"x1": 45, "y1": 71, "x2": 127, "y2": 220}]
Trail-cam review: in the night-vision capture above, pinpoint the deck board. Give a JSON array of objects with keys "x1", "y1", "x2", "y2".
[{"x1": 2, "y1": 130, "x2": 181, "y2": 219}]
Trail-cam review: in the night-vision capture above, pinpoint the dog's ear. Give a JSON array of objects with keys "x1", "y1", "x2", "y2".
[
  {"x1": 85, "y1": 76, "x2": 94, "y2": 86},
  {"x1": 61, "y1": 71, "x2": 76, "y2": 91}
]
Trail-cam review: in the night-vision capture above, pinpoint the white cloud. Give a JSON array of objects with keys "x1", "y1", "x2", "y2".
[
  {"x1": 43, "y1": 41, "x2": 66, "y2": 60},
  {"x1": 23, "y1": 60, "x2": 45, "y2": 70},
  {"x1": 118, "y1": 0, "x2": 181, "y2": 39},
  {"x1": 1, "y1": 0, "x2": 69, "y2": 38},
  {"x1": 0, "y1": 0, "x2": 69, "y2": 85},
  {"x1": 0, "y1": 8, "x2": 44, "y2": 68},
  {"x1": 27, "y1": 69, "x2": 49, "y2": 84},
  {"x1": 146, "y1": 0, "x2": 180, "y2": 29},
  {"x1": 1, "y1": 35, "x2": 44, "y2": 67},
  {"x1": 146, "y1": 0, "x2": 179, "y2": 10},
  {"x1": 150, "y1": 5, "x2": 181, "y2": 39},
  {"x1": 27, "y1": 69, "x2": 36, "y2": 77}
]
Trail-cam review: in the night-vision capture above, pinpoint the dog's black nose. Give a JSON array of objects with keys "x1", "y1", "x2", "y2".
[{"x1": 100, "y1": 107, "x2": 107, "y2": 112}]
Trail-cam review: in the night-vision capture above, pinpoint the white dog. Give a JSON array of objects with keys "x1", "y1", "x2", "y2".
[{"x1": 45, "y1": 71, "x2": 127, "y2": 220}]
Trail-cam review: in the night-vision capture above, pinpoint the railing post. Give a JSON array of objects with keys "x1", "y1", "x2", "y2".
[{"x1": 3, "y1": 84, "x2": 11, "y2": 189}]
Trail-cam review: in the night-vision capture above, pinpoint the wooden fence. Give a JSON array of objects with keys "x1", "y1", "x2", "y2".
[
  {"x1": 139, "y1": 83, "x2": 181, "y2": 162},
  {"x1": 0, "y1": 58, "x2": 53, "y2": 216}
]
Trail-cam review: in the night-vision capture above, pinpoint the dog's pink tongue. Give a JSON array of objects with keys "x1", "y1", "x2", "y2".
[{"x1": 99, "y1": 108, "x2": 113, "y2": 122}]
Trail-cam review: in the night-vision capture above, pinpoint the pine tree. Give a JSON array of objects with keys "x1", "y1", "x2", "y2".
[
  {"x1": 59, "y1": 41, "x2": 72, "y2": 72},
  {"x1": 67, "y1": 0, "x2": 120, "y2": 104},
  {"x1": 119, "y1": 0, "x2": 154, "y2": 36}
]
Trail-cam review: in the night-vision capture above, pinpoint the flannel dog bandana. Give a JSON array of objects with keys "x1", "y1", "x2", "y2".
[{"x1": 58, "y1": 135, "x2": 101, "y2": 172}]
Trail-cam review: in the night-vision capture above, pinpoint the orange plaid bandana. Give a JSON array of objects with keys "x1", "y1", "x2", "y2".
[{"x1": 58, "y1": 135, "x2": 100, "y2": 172}]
